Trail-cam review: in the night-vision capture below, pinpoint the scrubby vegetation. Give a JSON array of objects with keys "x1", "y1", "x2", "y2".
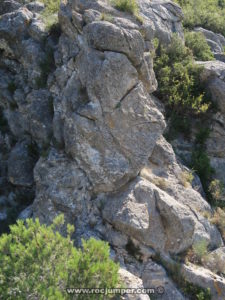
[
  {"x1": 33, "y1": 0, "x2": 61, "y2": 30},
  {"x1": 0, "y1": 215, "x2": 120, "y2": 299},
  {"x1": 154, "y1": 34, "x2": 210, "y2": 116},
  {"x1": 209, "y1": 179, "x2": 224, "y2": 205},
  {"x1": 154, "y1": 34, "x2": 222, "y2": 205},
  {"x1": 112, "y1": 0, "x2": 143, "y2": 22},
  {"x1": 185, "y1": 238, "x2": 225, "y2": 275},
  {"x1": 180, "y1": 170, "x2": 194, "y2": 188},
  {"x1": 112, "y1": 0, "x2": 139, "y2": 14},
  {"x1": 184, "y1": 31, "x2": 215, "y2": 61},
  {"x1": 175, "y1": 0, "x2": 225, "y2": 36},
  {"x1": 185, "y1": 240, "x2": 209, "y2": 265},
  {"x1": 211, "y1": 207, "x2": 225, "y2": 240},
  {"x1": 155, "y1": 254, "x2": 211, "y2": 300}
]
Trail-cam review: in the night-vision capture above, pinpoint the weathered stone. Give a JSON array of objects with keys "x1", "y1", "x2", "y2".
[
  {"x1": 84, "y1": 21, "x2": 145, "y2": 66},
  {"x1": 28, "y1": 18, "x2": 47, "y2": 42},
  {"x1": 181, "y1": 263, "x2": 225, "y2": 300},
  {"x1": 119, "y1": 268, "x2": 150, "y2": 300},
  {"x1": 8, "y1": 140, "x2": 37, "y2": 187},
  {"x1": 202, "y1": 247, "x2": 225, "y2": 274},
  {"x1": 32, "y1": 149, "x2": 91, "y2": 226},
  {"x1": 142, "y1": 261, "x2": 185, "y2": 300},
  {"x1": 17, "y1": 204, "x2": 33, "y2": 220},
  {"x1": 198, "y1": 61, "x2": 225, "y2": 114},
  {"x1": 138, "y1": 0, "x2": 184, "y2": 43},
  {"x1": 25, "y1": 1, "x2": 45, "y2": 13},
  {"x1": 195, "y1": 27, "x2": 225, "y2": 55},
  {"x1": 0, "y1": 0, "x2": 21, "y2": 15}
]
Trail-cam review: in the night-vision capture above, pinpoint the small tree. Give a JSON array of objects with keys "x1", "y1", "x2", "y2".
[{"x1": 0, "y1": 215, "x2": 120, "y2": 299}]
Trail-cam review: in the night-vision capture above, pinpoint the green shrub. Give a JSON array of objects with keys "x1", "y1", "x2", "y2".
[
  {"x1": 112, "y1": 0, "x2": 139, "y2": 14},
  {"x1": 184, "y1": 31, "x2": 215, "y2": 61},
  {"x1": 154, "y1": 34, "x2": 210, "y2": 115},
  {"x1": 165, "y1": 113, "x2": 192, "y2": 140},
  {"x1": 100, "y1": 13, "x2": 114, "y2": 23},
  {"x1": 182, "y1": 282, "x2": 211, "y2": 300},
  {"x1": 0, "y1": 215, "x2": 120, "y2": 300},
  {"x1": 175, "y1": 0, "x2": 225, "y2": 36},
  {"x1": 192, "y1": 240, "x2": 208, "y2": 262},
  {"x1": 195, "y1": 127, "x2": 211, "y2": 146},
  {"x1": 112, "y1": 0, "x2": 143, "y2": 22},
  {"x1": 36, "y1": 0, "x2": 61, "y2": 30},
  {"x1": 191, "y1": 149, "x2": 214, "y2": 190},
  {"x1": 41, "y1": 0, "x2": 60, "y2": 15}
]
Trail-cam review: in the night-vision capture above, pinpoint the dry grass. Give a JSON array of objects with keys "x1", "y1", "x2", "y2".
[
  {"x1": 151, "y1": 177, "x2": 168, "y2": 190},
  {"x1": 180, "y1": 170, "x2": 194, "y2": 188}
]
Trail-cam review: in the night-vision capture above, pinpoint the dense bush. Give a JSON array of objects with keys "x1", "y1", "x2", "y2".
[
  {"x1": 154, "y1": 34, "x2": 210, "y2": 115},
  {"x1": 175, "y1": 0, "x2": 225, "y2": 36},
  {"x1": 184, "y1": 31, "x2": 215, "y2": 61},
  {"x1": 0, "y1": 215, "x2": 120, "y2": 300}
]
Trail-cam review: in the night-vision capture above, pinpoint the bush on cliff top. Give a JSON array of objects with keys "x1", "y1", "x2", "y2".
[{"x1": 0, "y1": 215, "x2": 120, "y2": 300}]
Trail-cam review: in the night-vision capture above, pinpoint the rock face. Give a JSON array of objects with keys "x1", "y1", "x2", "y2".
[
  {"x1": 197, "y1": 61, "x2": 225, "y2": 186},
  {"x1": 1, "y1": 0, "x2": 225, "y2": 299}
]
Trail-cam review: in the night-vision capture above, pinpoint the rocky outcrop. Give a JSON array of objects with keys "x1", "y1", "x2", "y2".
[
  {"x1": 1, "y1": 0, "x2": 225, "y2": 298},
  {"x1": 181, "y1": 263, "x2": 225, "y2": 300},
  {"x1": 197, "y1": 61, "x2": 225, "y2": 186}
]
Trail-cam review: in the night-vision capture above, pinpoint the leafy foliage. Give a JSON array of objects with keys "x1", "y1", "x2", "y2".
[
  {"x1": 0, "y1": 215, "x2": 120, "y2": 300},
  {"x1": 182, "y1": 282, "x2": 211, "y2": 300},
  {"x1": 154, "y1": 34, "x2": 210, "y2": 115},
  {"x1": 175, "y1": 0, "x2": 225, "y2": 36},
  {"x1": 184, "y1": 31, "x2": 215, "y2": 61}
]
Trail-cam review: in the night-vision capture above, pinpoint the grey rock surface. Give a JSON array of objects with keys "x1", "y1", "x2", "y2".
[{"x1": 1, "y1": 0, "x2": 225, "y2": 297}]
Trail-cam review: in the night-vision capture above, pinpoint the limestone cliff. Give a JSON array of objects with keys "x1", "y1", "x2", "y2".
[{"x1": 0, "y1": 1, "x2": 225, "y2": 299}]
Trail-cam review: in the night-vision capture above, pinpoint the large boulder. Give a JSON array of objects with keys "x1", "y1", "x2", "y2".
[
  {"x1": 119, "y1": 268, "x2": 150, "y2": 300},
  {"x1": 102, "y1": 176, "x2": 222, "y2": 254},
  {"x1": 181, "y1": 263, "x2": 225, "y2": 300},
  {"x1": 54, "y1": 12, "x2": 166, "y2": 193}
]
